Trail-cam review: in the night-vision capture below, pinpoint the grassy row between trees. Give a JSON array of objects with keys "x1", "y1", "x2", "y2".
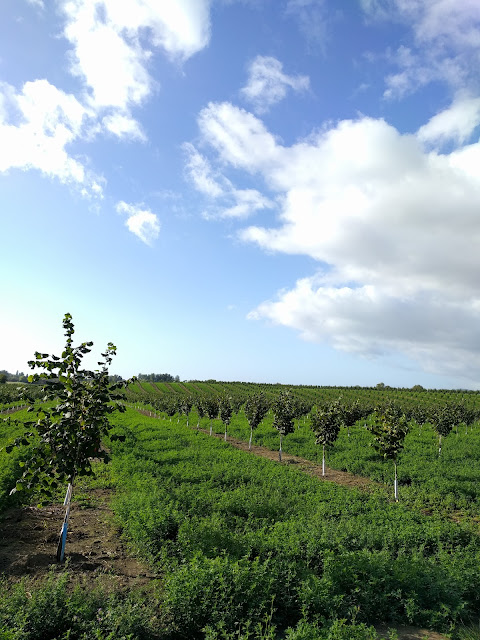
[
  {"x1": 131, "y1": 399, "x2": 480, "y2": 523},
  {"x1": 104, "y1": 409, "x2": 480, "y2": 637},
  {"x1": 2, "y1": 407, "x2": 480, "y2": 638}
]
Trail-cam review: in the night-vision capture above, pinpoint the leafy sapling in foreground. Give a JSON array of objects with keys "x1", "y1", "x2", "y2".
[
  {"x1": 368, "y1": 403, "x2": 409, "y2": 501},
  {"x1": 272, "y1": 391, "x2": 296, "y2": 461},
  {"x1": 310, "y1": 400, "x2": 343, "y2": 476},
  {"x1": 244, "y1": 392, "x2": 269, "y2": 450},
  {"x1": 3, "y1": 313, "x2": 133, "y2": 560}
]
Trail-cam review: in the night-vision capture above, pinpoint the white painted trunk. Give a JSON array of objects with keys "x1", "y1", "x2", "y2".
[
  {"x1": 249, "y1": 428, "x2": 253, "y2": 450},
  {"x1": 322, "y1": 445, "x2": 325, "y2": 477},
  {"x1": 394, "y1": 461, "x2": 398, "y2": 501},
  {"x1": 279, "y1": 433, "x2": 283, "y2": 462}
]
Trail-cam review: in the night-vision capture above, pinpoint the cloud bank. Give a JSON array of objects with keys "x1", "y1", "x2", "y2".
[{"x1": 187, "y1": 97, "x2": 480, "y2": 381}]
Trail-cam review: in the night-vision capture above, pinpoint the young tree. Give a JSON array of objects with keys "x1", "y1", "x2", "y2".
[
  {"x1": 428, "y1": 405, "x2": 455, "y2": 455},
  {"x1": 193, "y1": 395, "x2": 205, "y2": 430},
  {"x1": 202, "y1": 396, "x2": 219, "y2": 436},
  {"x1": 180, "y1": 396, "x2": 193, "y2": 427},
  {"x1": 219, "y1": 394, "x2": 233, "y2": 442},
  {"x1": 272, "y1": 391, "x2": 296, "y2": 461},
  {"x1": 3, "y1": 313, "x2": 132, "y2": 560},
  {"x1": 368, "y1": 403, "x2": 409, "y2": 501},
  {"x1": 310, "y1": 400, "x2": 343, "y2": 476},
  {"x1": 244, "y1": 392, "x2": 269, "y2": 450}
]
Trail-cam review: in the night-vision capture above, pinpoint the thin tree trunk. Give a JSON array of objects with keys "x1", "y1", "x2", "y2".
[
  {"x1": 394, "y1": 461, "x2": 398, "y2": 501},
  {"x1": 279, "y1": 433, "x2": 283, "y2": 462},
  {"x1": 57, "y1": 482, "x2": 73, "y2": 563},
  {"x1": 249, "y1": 427, "x2": 253, "y2": 450},
  {"x1": 322, "y1": 445, "x2": 325, "y2": 477},
  {"x1": 210, "y1": 421, "x2": 212, "y2": 436},
  {"x1": 224, "y1": 425, "x2": 227, "y2": 442},
  {"x1": 438, "y1": 434, "x2": 442, "y2": 456}
]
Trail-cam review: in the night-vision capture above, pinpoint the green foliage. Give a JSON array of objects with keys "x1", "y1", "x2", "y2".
[
  {"x1": 203, "y1": 396, "x2": 220, "y2": 421},
  {"x1": 245, "y1": 393, "x2": 270, "y2": 432},
  {"x1": 0, "y1": 572, "x2": 163, "y2": 639},
  {"x1": 219, "y1": 395, "x2": 233, "y2": 427},
  {"x1": 272, "y1": 391, "x2": 296, "y2": 437},
  {"x1": 285, "y1": 619, "x2": 377, "y2": 640},
  {"x1": 310, "y1": 401, "x2": 343, "y2": 447},
  {"x1": 368, "y1": 404, "x2": 409, "y2": 461},
  {"x1": 107, "y1": 410, "x2": 480, "y2": 636},
  {"x1": 3, "y1": 314, "x2": 131, "y2": 500}
]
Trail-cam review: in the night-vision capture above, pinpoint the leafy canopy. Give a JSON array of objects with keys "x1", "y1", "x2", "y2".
[{"x1": 3, "y1": 313, "x2": 132, "y2": 500}]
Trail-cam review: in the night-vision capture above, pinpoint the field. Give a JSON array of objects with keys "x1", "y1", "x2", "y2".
[{"x1": 1, "y1": 384, "x2": 480, "y2": 639}]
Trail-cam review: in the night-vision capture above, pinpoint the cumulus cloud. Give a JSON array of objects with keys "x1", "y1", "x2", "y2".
[
  {"x1": 1, "y1": 2, "x2": 214, "y2": 206},
  {"x1": 189, "y1": 100, "x2": 480, "y2": 380},
  {"x1": 61, "y1": 0, "x2": 211, "y2": 112},
  {"x1": 0, "y1": 79, "x2": 103, "y2": 195},
  {"x1": 240, "y1": 56, "x2": 309, "y2": 113},
  {"x1": 116, "y1": 201, "x2": 160, "y2": 245}
]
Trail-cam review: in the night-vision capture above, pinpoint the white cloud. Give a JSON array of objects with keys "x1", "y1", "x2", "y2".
[
  {"x1": 26, "y1": 0, "x2": 45, "y2": 8},
  {"x1": 61, "y1": 0, "x2": 212, "y2": 111},
  {"x1": 183, "y1": 141, "x2": 274, "y2": 218},
  {"x1": 102, "y1": 113, "x2": 146, "y2": 141},
  {"x1": 222, "y1": 188, "x2": 273, "y2": 219},
  {"x1": 191, "y1": 100, "x2": 480, "y2": 380},
  {"x1": 361, "y1": 0, "x2": 480, "y2": 99},
  {"x1": 285, "y1": 0, "x2": 329, "y2": 50},
  {"x1": 183, "y1": 142, "x2": 225, "y2": 197},
  {"x1": 0, "y1": 79, "x2": 102, "y2": 195},
  {"x1": 116, "y1": 201, "x2": 160, "y2": 245},
  {"x1": 0, "y1": 2, "x2": 214, "y2": 199},
  {"x1": 417, "y1": 94, "x2": 480, "y2": 147},
  {"x1": 240, "y1": 56, "x2": 309, "y2": 113}
]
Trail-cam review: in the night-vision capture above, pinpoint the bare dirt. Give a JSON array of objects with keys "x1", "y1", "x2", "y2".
[{"x1": 0, "y1": 487, "x2": 156, "y2": 589}]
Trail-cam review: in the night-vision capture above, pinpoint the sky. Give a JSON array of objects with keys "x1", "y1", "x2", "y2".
[{"x1": 1, "y1": 0, "x2": 480, "y2": 389}]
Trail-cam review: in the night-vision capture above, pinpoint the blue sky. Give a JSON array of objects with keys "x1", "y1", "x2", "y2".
[{"x1": 2, "y1": 0, "x2": 480, "y2": 389}]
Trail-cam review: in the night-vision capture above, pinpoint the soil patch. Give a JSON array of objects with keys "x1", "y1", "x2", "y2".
[
  {"x1": 0, "y1": 487, "x2": 156, "y2": 589},
  {"x1": 375, "y1": 625, "x2": 449, "y2": 640}
]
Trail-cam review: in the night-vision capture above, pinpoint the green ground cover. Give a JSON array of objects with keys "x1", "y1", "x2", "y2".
[
  {"x1": 2, "y1": 407, "x2": 480, "y2": 639},
  {"x1": 195, "y1": 406, "x2": 480, "y2": 519},
  {"x1": 106, "y1": 409, "x2": 480, "y2": 637}
]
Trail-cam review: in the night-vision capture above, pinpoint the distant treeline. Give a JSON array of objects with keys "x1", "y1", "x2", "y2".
[
  {"x1": 138, "y1": 373, "x2": 180, "y2": 383},
  {"x1": 0, "y1": 370, "x2": 28, "y2": 383}
]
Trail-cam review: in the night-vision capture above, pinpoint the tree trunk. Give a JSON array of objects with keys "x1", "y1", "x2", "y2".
[
  {"x1": 322, "y1": 445, "x2": 325, "y2": 477},
  {"x1": 279, "y1": 433, "x2": 283, "y2": 462},
  {"x1": 57, "y1": 482, "x2": 73, "y2": 563},
  {"x1": 249, "y1": 427, "x2": 253, "y2": 450},
  {"x1": 394, "y1": 461, "x2": 398, "y2": 501},
  {"x1": 224, "y1": 426, "x2": 227, "y2": 442},
  {"x1": 438, "y1": 434, "x2": 442, "y2": 456}
]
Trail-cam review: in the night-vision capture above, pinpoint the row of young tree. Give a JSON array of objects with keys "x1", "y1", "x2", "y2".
[{"x1": 133, "y1": 389, "x2": 479, "y2": 501}]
